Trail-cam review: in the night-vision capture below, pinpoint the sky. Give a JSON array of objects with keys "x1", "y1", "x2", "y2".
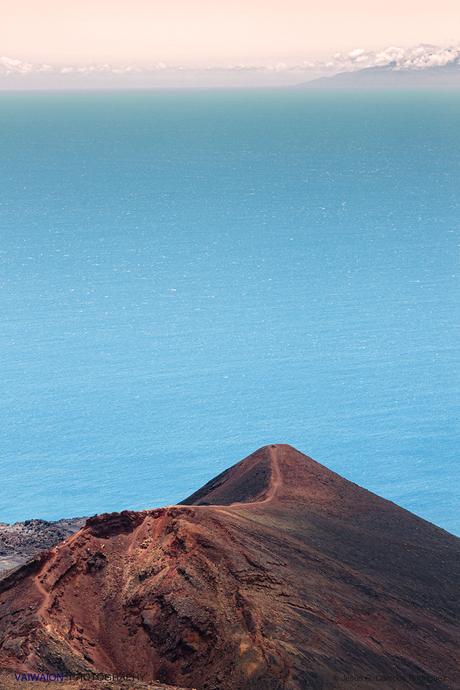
[
  {"x1": 1, "y1": 1, "x2": 459, "y2": 87},
  {"x1": 2, "y1": 0, "x2": 460, "y2": 65}
]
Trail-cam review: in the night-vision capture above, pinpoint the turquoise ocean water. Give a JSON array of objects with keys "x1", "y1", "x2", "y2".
[{"x1": 0, "y1": 90, "x2": 458, "y2": 533}]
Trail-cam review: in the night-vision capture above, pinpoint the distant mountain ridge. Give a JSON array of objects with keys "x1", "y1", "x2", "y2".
[{"x1": 301, "y1": 62, "x2": 460, "y2": 89}]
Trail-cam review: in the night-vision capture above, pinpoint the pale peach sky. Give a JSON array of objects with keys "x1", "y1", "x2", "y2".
[{"x1": 2, "y1": 0, "x2": 460, "y2": 66}]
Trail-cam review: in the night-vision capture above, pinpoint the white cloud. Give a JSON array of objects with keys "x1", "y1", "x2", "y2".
[
  {"x1": 0, "y1": 56, "x2": 36, "y2": 74},
  {"x1": 319, "y1": 44, "x2": 460, "y2": 73}
]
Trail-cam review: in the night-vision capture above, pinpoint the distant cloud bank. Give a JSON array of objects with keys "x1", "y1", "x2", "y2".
[
  {"x1": 1, "y1": 43, "x2": 459, "y2": 88},
  {"x1": 0, "y1": 56, "x2": 168, "y2": 76}
]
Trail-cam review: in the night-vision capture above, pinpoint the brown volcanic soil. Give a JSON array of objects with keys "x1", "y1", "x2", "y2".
[{"x1": 0, "y1": 445, "x2": 459, "y2": 690}]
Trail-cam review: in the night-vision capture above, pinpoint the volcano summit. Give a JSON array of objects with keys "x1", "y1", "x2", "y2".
[{"x1": 0, "y1": 445, "x2": 458, "y2": 689}]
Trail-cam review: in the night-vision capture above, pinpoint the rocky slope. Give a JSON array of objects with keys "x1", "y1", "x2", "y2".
[
  {"x1": 0, "y1": 445, "x2": 458, "y2": 689},
  {"x1": 0, "y1": 518, "x2": 85, "y2": 573}
]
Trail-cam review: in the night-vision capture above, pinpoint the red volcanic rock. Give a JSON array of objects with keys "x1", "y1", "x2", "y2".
[{"x1": 0, "y1": 445, "x2": 459, "y2": 690}]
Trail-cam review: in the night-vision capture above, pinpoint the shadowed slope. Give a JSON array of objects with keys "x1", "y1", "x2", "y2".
[
  {"x1": 181, "y1": 445, "x2": 274, "y2": 506},
  {"x1": 0, "y1": 445, "x2": 458, "y2": 690}
]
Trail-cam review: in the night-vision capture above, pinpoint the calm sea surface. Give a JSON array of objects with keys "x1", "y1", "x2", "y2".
[{"x1": 0, "y1": 90, "x2": 458, "y2": 533}]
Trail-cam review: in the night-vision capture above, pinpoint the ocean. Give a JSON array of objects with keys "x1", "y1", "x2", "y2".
[{"x1": 0, "y1": 90, "x2": 458, "y2": 533}]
